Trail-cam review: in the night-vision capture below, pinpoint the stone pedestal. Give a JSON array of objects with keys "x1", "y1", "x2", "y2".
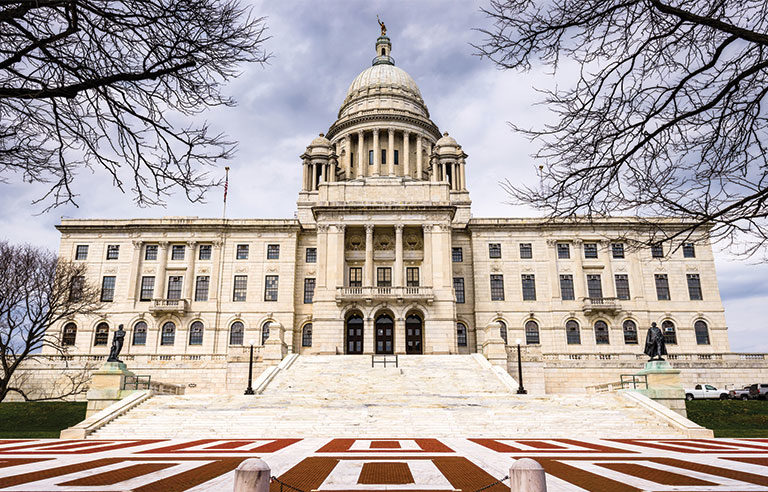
[
  {"x1": 263, "y1": 322, "x2": 287, "y2": 361},
  {"x1": 482, "y1": 321, "x2": 507, "y2": 366},
  {"x1": 634, "y1": 360, "x2": 687, "y2": 417},
  {"x1": 85, "y1": 362, "x2": 135, "y2": 418}
]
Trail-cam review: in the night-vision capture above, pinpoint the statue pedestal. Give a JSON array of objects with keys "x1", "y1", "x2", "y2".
[
  {"x1": 85, "y1": 361, "x2": 136, "y2": 418},
  {"x1": 634, "y1": 360, "x2": 687, "y2": 417}
]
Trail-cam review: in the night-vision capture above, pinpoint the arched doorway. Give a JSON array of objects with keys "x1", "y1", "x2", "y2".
[
  {"x1": 405, "y1": 313, "x2": 423, "y2": 354},
  {"x1": 346, "y1": 313, "x2": 364, "y2": 354},
  {"x1": 375, "y1": 314, "x2": 394, "y2": 354}
]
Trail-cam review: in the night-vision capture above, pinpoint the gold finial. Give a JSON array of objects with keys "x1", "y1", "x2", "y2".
[{"x1": 377, "y1": 15, "x2": 386, "y2": 36}]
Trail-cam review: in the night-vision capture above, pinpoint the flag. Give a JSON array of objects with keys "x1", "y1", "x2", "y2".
[{"x1": 224, "y1": 166, "x2": 230, "y2": 204}]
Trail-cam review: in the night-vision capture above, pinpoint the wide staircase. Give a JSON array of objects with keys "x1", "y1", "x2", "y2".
[{"x1": 91, "y1": 354, "x2": 689, "y2": 438}]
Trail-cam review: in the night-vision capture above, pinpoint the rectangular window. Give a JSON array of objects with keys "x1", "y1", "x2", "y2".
[
  {"x1": 687, "y1": 273, "x2": 702, "y2": 300},
  {"x1": 198, "y1": 244, "x2": 211, "y2": 260},
  {"x1": 519, "y1": 243, "x2": 533, "y2": 259},
  {"x1": 655, "y1": 274, "x2": 670, "y2": 300},
  {"x1": 376, "y1": 267, "x2": 392, "y2": 287},
  {"x1": 264, "y1": 275, "x2": 279, "y2": 301},
  {"x1": 236, "y1": 244, "x2": 249, "y2": 260},
  {"x1": 452, "y1": 247, "x2": 463, "y2": 262},
  {"x1": 303, "y1": 278, "x2": 315, "y2": 304},
  {"x1": 381, "y1": 148, "x2": 386, "y2": 164},
  {"x1": 521, "y1": 274, "x2": 536, "y2": 301},
  {"x1": 69, "y1": 276, "x2": 84, "y2": 302},
  {"x1": 490, "y1": 274, "x2": 505, "y2": 301},
  {"x1": 406, "y1": 267, "x2": 419, "y2": 287},
  {"x1": 651, "y1": 243, "x2": 664, "y2": 258},
  {"x1": 559, "y1": 274, "x2": 574, "y2": 300},
  {"x1": 144, "y1": 244, "x2": 158, "y2": 261},
  {"x1": 233, "y1": 275, "x2": 247, "y2": 302},
  {"x1": 683, "y1": 243, "x2": 696, "y2": 258},
  {"x1": 453, "y1": 277, "x2": 465, "y2": 304},
  {"x1": 615, "y1": 274, "x2": 631, "y2": 300},
  {"x1": 195, "y1": 276, "x2": 210, "y2": 302},
  {"x1": 167, "y1": 276, "x2": 183, "y2": 299},
  {"x1": 394, "y1": 149, "x2": 399, "y2": 165},
  {"x1": 100, "y1": 276, "x2": 115, "y2": 302},
  {"x1": 306, "y1": 247, "x2": 317, "y2": 263},
  {"x1": 557, "y1": 243, "x2": 570, "y2": 259},
  {"x1": 267, "y1": 244, "x2": 280, "y2": 259},
  {"x1": 368, "y1": 150, "x2": 374, "y2": 165},
  {"x1": 612, "y1": 243, "x2": 625, "y2": 259},
  {"x1": 75, "y1": 245, "x2": 89, "y2": 260},
  {"x1": 171, "y1": 244, "x2": 185, "y2": 260},
  {"x1": 106, "y1": 245, "x2": 119, "y2": 260},
  {"x1": 349, "y1": 267, "x2": 363, "y2": 287},
  {"x1": 583, "y1": 243, "x2": 598, "y2": 259},
  {"x1": 140, "y1": 276, "x2": 155, "y2": 301},
  {"x1": 587, "y1": 274, "x2": 603, "y2": 299},
  {"x1": 489, "y1": 243, "x2": 502, "y2": 259}
]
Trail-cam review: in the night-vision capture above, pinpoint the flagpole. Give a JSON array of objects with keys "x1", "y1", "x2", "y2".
[{"x1": 222, "y1": 166, "x2": 230, "y2": 220}]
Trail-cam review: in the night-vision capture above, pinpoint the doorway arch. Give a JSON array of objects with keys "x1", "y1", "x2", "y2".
[
  {"x1": 374, "y1": 313, "x2": 394, "y2": 354},
  {"x1": 405, "y1": 313, "x2": 423, "y2": 354},
  {"x1": 346, "y1": 312, "x2": 364, "y2": 354}
]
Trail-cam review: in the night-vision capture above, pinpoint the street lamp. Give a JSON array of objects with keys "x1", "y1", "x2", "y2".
[
  {"x1": 515, "y1": 338, "x2": 527, "y2": 395},
  {"x1": 244, "y1": 339, "x2": 256, "y2": 395}
]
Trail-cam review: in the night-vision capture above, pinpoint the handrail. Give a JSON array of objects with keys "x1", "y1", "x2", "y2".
[
  {"x1": 123, "y1": 375, "x2": 151, "y2": 390},
  {"x1": 620, "y1": 373, "x2": 648, "y2": 390},
  {"x1": 371, "y1": 354, "x2": 399, "y2": 368}
]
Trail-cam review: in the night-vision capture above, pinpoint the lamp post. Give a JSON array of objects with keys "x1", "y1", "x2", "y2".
[
  {"x1": 244, "y1": 339, "x2": 256, "y2": 395},
  {"x1": 515, "y1": 338, "x2": 527, "y2": 395}
]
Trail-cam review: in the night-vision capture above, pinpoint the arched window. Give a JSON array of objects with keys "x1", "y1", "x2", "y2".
[
  {"x1": 132, "y1": 321, "x2": 147, "y2": 345},
  {"x1": 62, "y1": 322, "x2": 77, "y2": 346},
  {"x1": 457, "y1": 323, "x2": 467, "y2": 347},
  {"x1": 261, "y1": 321, "x2": 272, "y2": 345},
  {"x1": 498, "y1": 320, "x2": 508, "y2": 344},
  {"x1": 566, "y1": 320, "x2": 581, "y2": 344},
  {"x1": 161, "y1": 321, "x2": 175, "y2": 345},
  {"x1": 525, "y1": 320, "x2": 540, "y2": 345},
  {"x1": 662, "y1": 320, "x2": 677, "y2": 345},
  {"x1": 189, "y1": 321, "x2": 204, "y2": 345},
  {"x1": 302, "y1": 324, "x2": 313, "y2": 347},
  {"x1": 623, "y1": 320, "x2": 638, "y2": 344},
  {"x1": 694, "y1": 320, "x2": 710, "y2": 345},
  {"x1": 229, "y1": 321, "x2": 244, "y2": 345},
  {"x1": 94, "y1": 322, "x2": 109, "y2": 346},
  {"x1": 594, "y1": 320, "x2": 610, "y2": 344}
]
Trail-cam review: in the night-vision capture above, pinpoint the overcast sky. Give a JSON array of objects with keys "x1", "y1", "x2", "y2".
[{"x1": 1, "y1": 0, "x2": 765, "y2": 351}]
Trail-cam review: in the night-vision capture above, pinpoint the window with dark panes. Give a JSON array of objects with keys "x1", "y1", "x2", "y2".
[
  {"x1": 381, "y1": 148, "x2": 387, "y2": 164},
  {"x1": 566, "y1": 320, "x2": 581, "y2": 344},
  {"x1": 171, "y1": 244, "x2": 185, "y2": 260},
  {"x1": 144, "y1": 244, "x2": 158, "y2": 260},
  {"x1": 132, "y1": 321, "x2": 147, "y2": 345},
  {"x1": 62, "y1": 322, "x2": 77, "y2": 346},
  {"x1": 498, "y1": 320, "x2": 508, "y2": 344},
  {"x1": 655, "y1": 274, "x2": 670, "y2": 300},
  {"x1": 261, "y1": 321, "x2": 271, "y2": 344},
  {"x1": 490, "y1": 274, "x2": 505, "y2": 301},
  {"x1": 264, "y1": 275, "x2": 279, "y2": 301},
  {"x1": 195, "y1": 276, "x2": 209, "y2": 302},
  {"x1": 623, "y1": 320, "x2": 638, "y2": 344},
  {"x1": 236, "y1": 244, "x2": 249, "y2": 260},
  {"x1": 302, "y1": 324, "x2": 313, "y2": 347},
  {"x1": 406, "y1": 267, "x2": 419, "y2": 287},
  {"x1": 683, "y1": 243, "x2": 696, "y2": 258},
  {"x1": 521, "y1": 274, "x2": 536, "y2": 301},
  {"x1": 453, "y1": 277, "x2": 465, "y2": 304},
  {"x1": 229, "y1": 321, "x2": 244, "y2": 345},
  {"x1": 304, "y1": 278, "x2": 315, "y2": 304},
  {"x1": 519, "y1": 243, "x2": 532, "y2": 259},
  {"x1": 306, "y1": 247, "x2": 317, "y2": 263},
  {"x1": 198, "y1": 244, "x2": 212, "y2": 260},
  {"x1": 267, "y1": 244, "x2": 280, "y2": 259},
  {"x1": 167, "y1": 276, "x2": 182, "y2": 299},
  {"x1": 100, "y1": 276, "x2": 115, "y2": 302},
  {"x1": 69, "y1": 275, "x2": 84, "y2": 302},
  {"x1": 349, "y1": 267, "x2": 362, "y2": 287},
  {"x1": 369, "y1": 150, "x2": 374, "y2": 165},
  {"x1": 457, "y1": 323, "x2": 467, "y2": 347},
  {"x1": 106, "y1": 245, "x2": 119, "y2": 260},
  {"x1": 687, "y1": 273, "x2": 702, "y2": 300},
  {"x1": 394, "y1": 149, "x2": 399, "y2": 165},
  {"x1": 557, "y1": 243, "x2": 570, "y2": 259},
  {"x1": 595, "y1": 320, "x2": 610, "y2": 344},
  {"x1": 452, "y1": 247, "x2": 463, "y2": 262},
  {"x1": 189, "y1": 321, "x2": 204, "y2": 345},
  {"x1": 488, "y1": 243, "x2": 502, "y2": 258},
  {"x1": 612, "y1": 243, "x2": 625, "y2": 259},
  {"x1": 651, "y1": 243, "x2": 664, "y2": 258},
  {"x1": 525, "y1": 320, "x2": 540, "y2": 344},
  {"x1": 559, "y1": 274, "x2": 574, "y2": 300},
  {"x1": 695, "y1": 320, "x2": 710, "y2": 345},
  {"x1": 583, "y1": 242, "x2": 598, "y2": 258},
  {"x1": 233, "y1": 275, "x2": 247, "y2": 302},
  {"x1": 161, "y1": 321, "x2": 175, "y2": 345},
  {"x1": 94, "y1": 322, "x2": 109, "y2": 345},
  {"x1": 662, "y1": 320, "x2": 677, "y2": 344},
  {"x1": 587, "y1": 274, "x2": 603, "y2": 299},
  {"x1": 615, "y1": 274, "x2": 631, "y2": 300},
  {"x1": 376, "y1": 267, "x2": 392, "y2": 287},
  {"x1": 140, "y1": 276, "x2": 155, "y2": 301},
  {"x1": 75, "y1": 245, "x2": 89, "y2": 260}
]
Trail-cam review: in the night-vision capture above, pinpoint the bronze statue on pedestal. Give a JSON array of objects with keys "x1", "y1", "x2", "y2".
[{"x1": 644, "y1": 322, "x2": 667, "y2": 361}]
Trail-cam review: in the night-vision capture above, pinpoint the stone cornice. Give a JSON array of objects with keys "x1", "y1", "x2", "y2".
[
  {"x1": 56, "y1": 218, "x2": 300, "y2": 234},
  {"x1": 326, "y1": 113, "x2": 441, "y2": 141}
]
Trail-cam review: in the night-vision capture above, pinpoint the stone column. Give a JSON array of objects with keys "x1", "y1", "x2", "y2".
[
  {"x1": 373, "y1": 129, "x2": 380, "y2": 176},
  {"x1": 547, "y1": 239, "x2": 559, "y2": 299},
  {"x1": 395, "y1": 317, "x2": 406, "y2": 354},
  {"x1": 318, "y1": 161, "x2": 325, "y2": 184},
  {"x1": 209, "y1": 240, "x2": 223, "y2": 301},
  {"x1": 336, "y1": 224, "x2": 346, "y2": 287},
  {"x1": 459, "y1": 158, "x2": 467, "y2": 190},
  {"x1": 431, "y1": 158, "x2": 438, "y2": 182},
  {"x1": 156, "y1": 241, "x2": 169, "y2": 299},
  {"x1": 416, "y1": 134, "x2": 423, "y2": 179},
  {"x1": 317, "y1": 224, "x2": 329, "y2": 288},
  {"x1": 302, "y1": 159, "x2": 310, "y2": 190},
  {"x1": 602, "y1": 240, "x2": 616, "y2": 298},
  {"x1": 573, "y1": 239, "x2": 585, "y2": 300},
  {"x1": 364, "y1": 316, "x2": 374, "y2": 354},
  {"x1": 364, "y1": 224, "x2": 374, "y2": 287},
  {"x1": 128, "y1": 240, "x2": 143, "y2": 303},
  {"x1": 387, "y1": 128, "x2": 395, "y2": 176},
  {"x1": 422, "y1": 224, "x2": 433, "y2": 287},
  {"x1": 395, "y1": 224, "x2": 404, "y2": 287},
  {"x1": 357, "y1": 130, "x2": 365, "y2": 177},
  {"x1": 344, "y1": 136, "x2": 352, "y2": 178},
  {"x1": 184, "y1": 241, "x2": 197, "y2": 300},
  {"x1": 308, "y1": 163, "x2": 315, "y2": 190}
]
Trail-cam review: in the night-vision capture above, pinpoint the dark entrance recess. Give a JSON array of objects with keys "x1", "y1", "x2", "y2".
[
  {"x1": 405, "y1": 314, "x2": 423, "y2": 354},
  {"x1": 346, "y1": 313, "x2": 364, "y2": 354},
  {"x1": 375, "y1": 314, "x2": 394, "y2": 354}
]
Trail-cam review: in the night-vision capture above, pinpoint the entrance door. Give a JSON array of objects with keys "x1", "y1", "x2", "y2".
[
  {"x1": 405, "y1": 314, "x2": 423, "y2": 354},
  {"x1": 346, "y1": 314, "x2": 364, "y2": 354},
  {"x1": 375, "y1": 314, "x2": 394, "y2": 354}
]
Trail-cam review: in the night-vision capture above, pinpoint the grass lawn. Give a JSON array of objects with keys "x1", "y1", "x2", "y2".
[
  {"x1": 686, "y1": 399, "x2": 768, "y2": 438},
  {"x1": 0, "y1": 401, "x2": 87, "y2": 438}
]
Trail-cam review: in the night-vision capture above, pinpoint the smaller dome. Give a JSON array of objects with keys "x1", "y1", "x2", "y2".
[
  {"x1": 436, "y1": 132, "x2": 457, "y2": 147},
  {"x1": 307, "y1": 133, "x2": 332, "y2": 157}
]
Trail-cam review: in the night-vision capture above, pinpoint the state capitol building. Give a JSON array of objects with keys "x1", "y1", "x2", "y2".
[{"x1": 40, "y1": 31, "x2": 745, "y2": 395}]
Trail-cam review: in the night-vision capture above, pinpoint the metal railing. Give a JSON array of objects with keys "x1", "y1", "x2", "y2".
[
  {"x1": 371, "y1": 354, "x2": 399, "y2": 368},
  {"x1": 122, "y1": 375, "x2": 151, "y2": 390},
  {"x1": 620, "y1": 374, "x2": 648, "y2": 390}
]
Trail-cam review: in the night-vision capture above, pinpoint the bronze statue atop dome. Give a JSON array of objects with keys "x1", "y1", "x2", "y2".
[{"x1": 377, "y1": 15, "x2": 386, "y2": 36}]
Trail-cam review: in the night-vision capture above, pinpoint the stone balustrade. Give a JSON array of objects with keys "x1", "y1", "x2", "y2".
[
  {"x1": 335, "y1": 285, "x2": 434, "y2": 303},
  {"x1": 149, "y1": 298, "x2": 188, "y2": 315},
  {"x1": 581, "y1": 296, "x2": 622, "y2": 314}
]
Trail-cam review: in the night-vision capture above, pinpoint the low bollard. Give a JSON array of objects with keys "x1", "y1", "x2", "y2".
[
  {"x1": 234, "y1": 458, "x2": 270, "y2": 492},
  {"x1": 509, "y1": 458, "x2": 547, "y2": 492}
]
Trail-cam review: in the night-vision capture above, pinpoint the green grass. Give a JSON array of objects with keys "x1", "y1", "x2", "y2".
[
  {"x1": 0, "y1": 401, "x2": 87, "y2": 438},
  {"x1": 686, "y1": 399, "x2": 768, "y2": 438}
]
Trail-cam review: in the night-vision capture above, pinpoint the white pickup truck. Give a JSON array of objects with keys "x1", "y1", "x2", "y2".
[{"x1": 685, "y1": 384, "x2": 729, "y2": 400}]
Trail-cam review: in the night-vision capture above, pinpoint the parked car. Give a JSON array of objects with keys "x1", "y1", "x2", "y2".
[
  {"x1": 685, "y1": 384, "x2": 729, "y2": 400},
  {"x1": 729, "y1": 386, "x2": 752, "y2": 400},
  {"x1": 748, "y1": 383, "x2": 768, "y2": 400}
]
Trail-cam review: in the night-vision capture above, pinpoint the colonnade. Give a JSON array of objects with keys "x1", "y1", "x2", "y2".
[{"x1": 430, "y1": 156, "x2": 467, "y2": 191}]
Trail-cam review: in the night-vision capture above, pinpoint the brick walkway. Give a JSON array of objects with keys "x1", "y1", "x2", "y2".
[{"x1": 1, "y1": 438, "x2": 768, "y2": 491}]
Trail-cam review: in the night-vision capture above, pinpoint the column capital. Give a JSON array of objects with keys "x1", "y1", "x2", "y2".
[
  {"x1": 365, "y1": 224, "x2": 375, "y2": 234},
  {"x1": 546, "y1": 239, "x2": 558, "y2": 247},
  {"x1": 211, "y1": 240, "x2": 224, "y2": 247},
  {"x1": 573, "y1": 239, "x2": 583, "y2": 247},
  {"x1": 335, "y1": 223, "x2": 346, "y2": 232},
  {"x1": 357, "y1": 129, "x2": 364, "y2": 136},
  {"x1": 186, "y1": 240, "x2": 198, "y2": 248},
  {"x1": 158, "y1": 241, "x2": 169, "y2": 248},
  {"x1": 317, "y1": 224, "x2": 330, "y2": 232},
  {"x1": 395, "y1": 224, "x2": 404, "y2": 232},
  {"x1": 132, "y1": 240, "x2": 143, "y2": 250},
  {"x1": 422, "y1": 223, "x2": 433, "y2": 232},
  {"x1": 372, "y1": 128, "x2": 379, "y2": 136}
]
